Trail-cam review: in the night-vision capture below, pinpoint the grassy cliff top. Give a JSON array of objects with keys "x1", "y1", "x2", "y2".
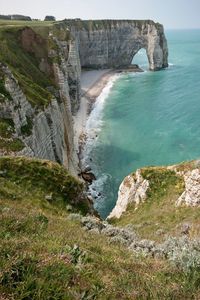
[
  {"x1": 0, "y1": 19, "x2": 55, "y2": 28},
  {"x1": 60, "y1": 18, "x2": 163, "y2": 31},
  {"x1": 111, "y1": 162, "x2": 200, "y2": 242},
  {"x1": 0, "y1": 156, "x2": 200, "y2": 299}
]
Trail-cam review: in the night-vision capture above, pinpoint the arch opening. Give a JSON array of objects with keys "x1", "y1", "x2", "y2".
[{"x1": 131, "y1": 48, "x2": 149, "y2": 71}]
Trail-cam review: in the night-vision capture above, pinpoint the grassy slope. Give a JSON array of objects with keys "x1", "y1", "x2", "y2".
[
  {"x1": 0, "y1": 20, "x2": 68, "y2": 108},
  {"x1": 0, "y1": 157, "x2": 200, "y2": 299},
  {"x1": 0, "y1": 156, "x2": 90, "y2": 214},
  {"x1": 0, "y1": 25, "x2": 53, "y2": 108},
  {"x1": 111, "y1": 163, "x2": 200, "y2": 242}
]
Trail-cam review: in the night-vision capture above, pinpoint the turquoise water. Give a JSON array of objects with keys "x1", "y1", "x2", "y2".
[{"x1": 85, "y1": 29, "x2": 200, "y2": 218}]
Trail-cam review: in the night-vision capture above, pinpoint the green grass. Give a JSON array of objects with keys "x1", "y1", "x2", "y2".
[
  {"x1": 0, "y1": 138, "x2": 24, "y2": 152},
  {"x1": 0, "y1": 118, "x2": 14, "y2": 138},
  {"x1": 20, "y1": 116, "x2": 33, "y2": 136},
  {"x1": 0, "y1": 119, "x2": 24, "y2": 152},
  {"x1": 0, "y1": 156, "x2": 91, "y2": 214},
  {"x1": 111, "y1": 166, "x2": 200, "y2": 242},
  {"x1": 0, "y1": 157, "x2": 200, "y2": 299},
  {"x1": 13, "y1": 71, "x2": 52, "y2": 107},
  {"x1": 0, "y1": 20, "x2": 55, "y2": 28},
  {"x1": 0, "y1": 25, "x2": 58, "y2": 108},
  {"x1": 1, "y1": 160, "x2": 200, "y2": 299}
]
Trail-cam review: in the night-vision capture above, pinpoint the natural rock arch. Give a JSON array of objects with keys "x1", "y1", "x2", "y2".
[
  {"x1": 131, "y1": 48, "x2": 149, "y2": 68},
  {"x1": 75, "y1": 20, "x2": 168, "y2": 71}
]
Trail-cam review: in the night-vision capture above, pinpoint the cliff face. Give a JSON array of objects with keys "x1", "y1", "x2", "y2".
[
  {"x1": 74, "y1": 20, "x2": 168, "y2": 70},
  {"x1": 108, "y1": 169, "x2": 150, "y2": 219},
  {"x1": 0, "y1": 26, "x2": 81, "y2": 175},
  {"x1": 0, "y1": 19, "x2": 168, "y2": 175}
]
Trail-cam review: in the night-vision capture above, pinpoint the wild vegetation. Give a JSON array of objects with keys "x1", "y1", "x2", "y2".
[
  {"x1": 1, "y1": 156, "x2": 200, "y2": 299},
  {"x1": 0, "y1": 19, "x2": 71, "y2": 108},
  {"x1": 0, "y1": 119, "x2": 25, "y2": 152},
  {"x1": 0, "y1": 19, "x2": 199, "y2": 299},
  {"x1": 111, "y1": 165, "x2": 200, "y2": 242}
]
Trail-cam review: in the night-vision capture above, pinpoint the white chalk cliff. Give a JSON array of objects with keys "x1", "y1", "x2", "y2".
[
  {"x1": 0, "y1": 19, "x2": 168, "y2": 176},
  {"x1": 108, "y1": 162, "x2": 200, "y2": 220},
  {"x1": 108, "y1": 169, "x2": 150, "y2": 219},
  {"x1": 74, "y1": 20, "x2": 168, "y2": 70}
]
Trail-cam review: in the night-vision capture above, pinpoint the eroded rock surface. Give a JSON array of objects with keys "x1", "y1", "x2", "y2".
[
  {"x1": 74, "y1": 20, "x2": 168, "y2": 70},
  {"x1": 108, "y1": 169, "x2": 149, "y2": 219},
  {"x1": 0, "y1": 27, "x2": 81, "y2": 175},
  {"x1": 176, "y1": 169, "x2": 200, "y2": 207}
]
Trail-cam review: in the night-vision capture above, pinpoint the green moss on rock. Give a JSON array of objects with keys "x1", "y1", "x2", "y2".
[
  {"x1": 20, "y1": 116, "x2": 33, "y2": 136},
  {"x1": 0, "y1": 118, "x2": 14, "y2": 138},
  {"x1": 0, "y1": 138, "x2": 24, "y2": 152},
  {"x1": 0, "y1": 69, "x2": 12, "y2": 101}
]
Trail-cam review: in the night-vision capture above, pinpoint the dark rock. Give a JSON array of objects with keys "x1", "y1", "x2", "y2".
[
  {"x1": 87, "y1": 195, "x2": 94, "y2": 204},
  {"x1": 118, "y1": 64, "x2": 144, "y2": 73},
  {"x1": 81, "y1": 172, "x2": 96, "y2": 183}
]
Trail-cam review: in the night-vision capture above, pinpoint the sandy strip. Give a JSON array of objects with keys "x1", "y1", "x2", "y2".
[{"x1": 73, "y1": 69, "x2": 116, "y2": 161}]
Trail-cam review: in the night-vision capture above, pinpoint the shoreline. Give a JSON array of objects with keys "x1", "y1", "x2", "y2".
[
  {"x1": 74, "y1": 65, "x2": 144, "y2": 175},
  {"x1": 73, "y1": 69, "x2": 117, "y2": 172}
]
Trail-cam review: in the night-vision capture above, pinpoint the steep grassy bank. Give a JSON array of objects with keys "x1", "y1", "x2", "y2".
[
  {"x1": 0, "y1": 25, "x2": 55, "y2": 108},
  {"x1": 0, "y1": 156, "x2": 92, "y2": 214},
  {"x1": 1, "y1": 157, "x2": 200, "y2": 299}
]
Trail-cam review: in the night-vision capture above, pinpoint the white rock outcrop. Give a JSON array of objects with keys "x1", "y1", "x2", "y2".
[
  {"x1": 176, "y1": 169, "x2": 200, "y2": 207},
  {"x1": 107, "y1": 169, "x2": 149, "y2": 219}
]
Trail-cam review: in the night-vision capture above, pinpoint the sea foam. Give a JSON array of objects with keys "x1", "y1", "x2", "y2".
[{"x1": 82, "y1": 74, "x2": 120, "y2": 166}]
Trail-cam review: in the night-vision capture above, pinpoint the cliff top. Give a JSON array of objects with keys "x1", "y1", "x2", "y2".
[
  {"x1": 110, "y1": 160, "x2": 200, "y2": 242},
  {"x1": 60, "y1": 18, "x2": 163, "y2": 31},
  {"x1": 0, "y1": 18, "x2": 163, "y2": 30}
]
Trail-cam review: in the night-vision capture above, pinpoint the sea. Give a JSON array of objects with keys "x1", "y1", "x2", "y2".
[{"x1": 82, "y1": 29, "x2": 200, "y2": 219}]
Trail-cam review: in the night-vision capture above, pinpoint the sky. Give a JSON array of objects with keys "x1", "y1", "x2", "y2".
[{"x1": 1, "y1": 0, "x2": 200, "y2": 29}]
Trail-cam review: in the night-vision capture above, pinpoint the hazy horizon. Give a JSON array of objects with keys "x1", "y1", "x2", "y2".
[{"x1": 1, "y1": 0, "x2": 200, "y2": 29}]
